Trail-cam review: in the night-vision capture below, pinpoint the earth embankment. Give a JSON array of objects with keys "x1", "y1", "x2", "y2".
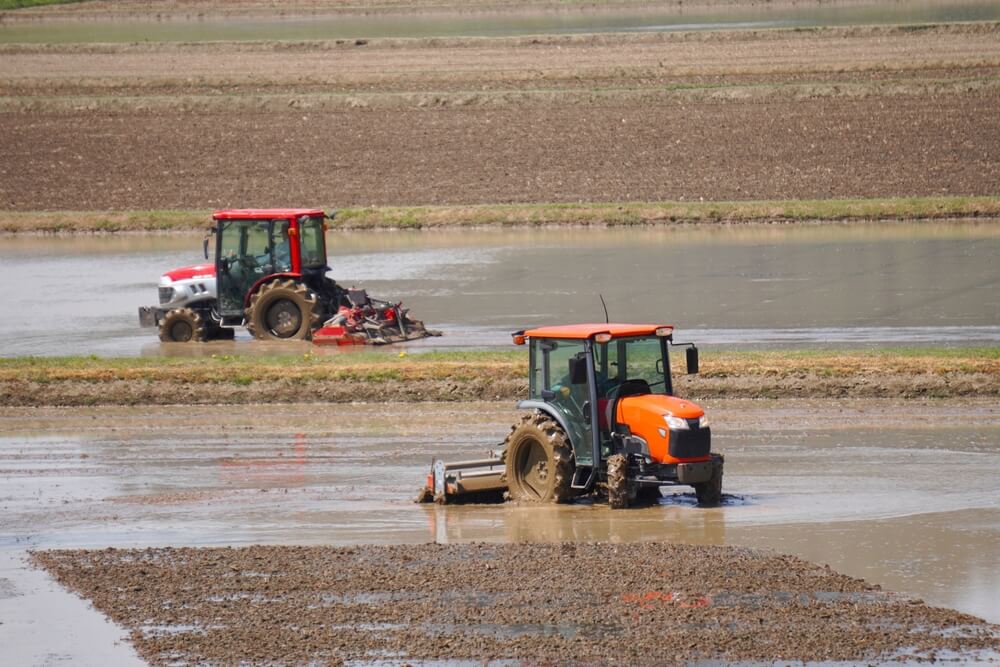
[{"x1": 3, "y1": 350, "x2": 997, "y2": 406}]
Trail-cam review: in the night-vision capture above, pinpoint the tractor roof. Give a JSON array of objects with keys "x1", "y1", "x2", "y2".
[
  {"x1": 523, "y1": 323, "x2": 673, "y2": 340},
  {"x1": 212, "y1": 209, "x2": 325, "y2": 220}
]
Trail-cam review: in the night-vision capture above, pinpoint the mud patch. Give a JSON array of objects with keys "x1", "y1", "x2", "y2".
[{"x1": 33, "y1": 543, "x2": 1000, "y2": 665}]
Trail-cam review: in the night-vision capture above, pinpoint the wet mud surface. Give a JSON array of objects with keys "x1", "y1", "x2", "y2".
[
  {"x1": 3, "y1": 398, "x2": 1000, "y2": 623},
  {"x1": 32, "y1": 542, "x2": 1000, "y2": 665},
  {"x1": 2, "y1": 224, "x2": 1000, "y2": 357}
]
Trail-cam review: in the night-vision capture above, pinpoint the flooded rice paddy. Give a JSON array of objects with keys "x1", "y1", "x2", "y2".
[
  {"x1": 2, "y1": 0, "x2": 999, "y2": 43},
  {"x1": 1, "y1": 399, "x2": 998, "y2": 626},
  {"x1": 0, "y1": 222, "x2": 998, "y2": 357}
]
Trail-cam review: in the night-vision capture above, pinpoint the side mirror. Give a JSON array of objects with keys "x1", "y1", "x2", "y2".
[
  {"x1": 203, "y1": 228, "x2": 215, "y2": 260},
  {"x1": 686, "y1": 346, "x2": 699, "y2": 375}
]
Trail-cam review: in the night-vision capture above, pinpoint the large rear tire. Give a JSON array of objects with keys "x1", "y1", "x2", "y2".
[
  {"x1": 694, "y1": 453, "x2": 724, "y2": 507},
  {"x1": 245, "y1": 279, "x2": 322, "y2": 340},
  {"x1": 606, "y1": 454, "x2": 629, "y2": 510},
  {"x1": 504, "y1": 412, "x2": 574, "y2": 503},
  {"x1": 158, "y1": 308, "x2": 207, "y2": 343}
]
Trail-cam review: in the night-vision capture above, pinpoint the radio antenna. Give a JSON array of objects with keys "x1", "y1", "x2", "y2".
[{"x1": 599, "y1": 294, "x2": 610, "y2": 323}]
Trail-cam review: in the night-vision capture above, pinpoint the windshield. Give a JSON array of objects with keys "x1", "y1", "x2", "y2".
[
  {"x1": 594, "y1": 335, "x2": 669, "y2": 397},
  {"x1": 299, "y1": 216, "x2": 326, "y2": 268}
]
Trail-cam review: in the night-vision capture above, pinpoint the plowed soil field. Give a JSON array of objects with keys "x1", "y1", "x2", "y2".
[
  {"x1": 33, "y1": 543, "x2": 1000, "y2": 665},
  {"x1": 1, "y1": 24, "x2": 998, "y2": 210}
]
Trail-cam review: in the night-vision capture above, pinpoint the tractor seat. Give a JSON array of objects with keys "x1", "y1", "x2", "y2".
[{"x1": 615, "y1": 379, "x2": 652, "y2": 398}]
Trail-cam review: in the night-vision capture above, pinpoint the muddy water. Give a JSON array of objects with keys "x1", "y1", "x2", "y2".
[
  {"x1": 1, "y1": 222, "x2": 998, "y2": 356},
  {"x1": 1, "y1": 399, "x2": 998, "y2": 624},
  {"x1": 2, "y1": 1, "x2": 999, "y2": 43}
]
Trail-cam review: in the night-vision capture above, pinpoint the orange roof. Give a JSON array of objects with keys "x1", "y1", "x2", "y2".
[
  {"x1": 523, "y1": 323, "x2": 673, "y2": 340},
  {"x1": 213, "y1": 209, "x2": 325, "y2": 220}
]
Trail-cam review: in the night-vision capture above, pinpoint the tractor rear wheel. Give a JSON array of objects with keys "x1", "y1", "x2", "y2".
[
  {"x1": 245, "y1": 279, "x2": 322, "y2": 340},
  {"x1": 606, "y1": 454, "x2": 630, "y2": 510},
  {"x1": 694, "y1": 453, "x2": 724, "y2": 507},
  {"x1": 158, "y1": 308, "x2": 207, "y2": 343},
  {"x1": 503, "y1": 412, "x2": 574, "y2": 503}
]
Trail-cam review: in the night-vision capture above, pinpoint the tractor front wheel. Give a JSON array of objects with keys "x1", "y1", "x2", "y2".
[
  {"x1": 245, "y1": 279, "x2": 322, "y2": 340},
  {"x1": 504, "y1": 412, "x2": 574, "y2": 503},
  {"x1": 694, "y1": 453, "x2": 724, "y2": 507},
  {"x1": 158, "y1": 308, "x2": 207, "y2": 343},
  {"x1": 606, "y1": 454, "x2": 630, "y2": 510}
]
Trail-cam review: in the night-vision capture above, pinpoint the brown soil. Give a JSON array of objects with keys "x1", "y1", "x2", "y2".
[
  {"x1": 32, "y1": 543, "x2": 1000, "y2": 665},
  {"x1": 1, "y1": 0, "x2": 921, "y2": 19},
  {"x1": 1, "y1": 24, "x2": 998, "y2": 211},
  {"x1": 2, "y1": 352, "x2": 998, "y2": 406},
  {"x1": 3, "y1": 94, "x2": 998, "y2": 211}
]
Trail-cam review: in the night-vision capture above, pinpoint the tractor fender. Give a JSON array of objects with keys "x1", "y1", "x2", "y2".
[
  {"x1": 243, "y1": 272, "x2": 302, "y2": 308},
  {"x1": 516, "y1": 400, "x2": 575, "y2": 448}
]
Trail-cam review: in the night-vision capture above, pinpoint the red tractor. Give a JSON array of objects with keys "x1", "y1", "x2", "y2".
[{"x1": 139, "y1": 209, "x2": 438, "y2": 345}]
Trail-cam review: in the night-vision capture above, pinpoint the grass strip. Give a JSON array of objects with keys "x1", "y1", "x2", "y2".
[
  {"x1": 3, "y1": 197, "x2": 1000, "y2": 234},
  {"x1": 2, "y1": 348, "x2": 997, "y2": 405},
  {"x1": 0, "y1": 0, "x2": 84, "y2": 9}
]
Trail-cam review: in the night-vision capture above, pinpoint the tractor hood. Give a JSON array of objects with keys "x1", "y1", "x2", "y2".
[
  {"x1": 163, "y1": 264, "x2": 216, "y2": 282},
  {"x1": 617, "y1": 394, "x2": 710, "y2": 463}
]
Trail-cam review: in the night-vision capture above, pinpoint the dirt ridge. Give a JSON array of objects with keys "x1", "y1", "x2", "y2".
[{"x1": 3, "y1": 370, "x2": 998, "y2": 406}]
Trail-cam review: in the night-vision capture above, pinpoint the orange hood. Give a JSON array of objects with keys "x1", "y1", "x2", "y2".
[{"x1": 616, "y1": 394, "x2": 707, "y2": 463}]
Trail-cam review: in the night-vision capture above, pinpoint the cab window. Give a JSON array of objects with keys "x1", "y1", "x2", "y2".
[
  {"x1": 594, "y1": 336, "x2": 668, "y2": 396},
  {"x1": 299, "y1": 216, "x2": 326, "y2": 268}
]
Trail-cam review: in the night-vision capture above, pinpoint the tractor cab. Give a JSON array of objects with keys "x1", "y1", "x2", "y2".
[
  {"x1": 515, "y1": 324, "x2": 702, "y2": 468},
  {"x1": 420, "y1": 323, "x2": 722, "y2": 509},
  {"x1": 209, "y1": 209, "x2": 328, "y2": 319}
]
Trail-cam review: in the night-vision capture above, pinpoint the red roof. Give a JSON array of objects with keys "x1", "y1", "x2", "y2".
[
  {"x1": 212, "y1": 209, "x2": 325, "y2": 220},
  {"x1": 523, "y1": 323, "x2": 673, "y2": 340}
]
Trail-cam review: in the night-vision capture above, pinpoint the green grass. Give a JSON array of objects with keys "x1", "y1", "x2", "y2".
[
  {"x1": 725, "y1": 347, "x2": 1000, "y2": 360},
  {"x1": 2, "y1": 348, "x2": 996, "y2": 371},
  {"x1": 2, "y1": 196, "x2": 999, "y2": 234},
  {"x1": 0, "y1": 350, "x2": 524, "y2": 370},
  {"x1": 0, "y1": 0, "x2": 86, "y2": 9},
  {"x1": 331, "y1": 196, "x2": 1000, "y2": 229}
]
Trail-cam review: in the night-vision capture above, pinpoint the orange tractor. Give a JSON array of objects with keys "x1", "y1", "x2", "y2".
[{"x1": 420, "y1": 323, "x2": 723, "y2": 509}]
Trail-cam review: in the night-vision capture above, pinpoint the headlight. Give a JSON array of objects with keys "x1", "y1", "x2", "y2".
[
  {"x1": 699, "y1": 415, "x2": 710, "y2": 429},
  {"x1": 664, "y1": 414, "x2": 689, "y2": 430}
]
